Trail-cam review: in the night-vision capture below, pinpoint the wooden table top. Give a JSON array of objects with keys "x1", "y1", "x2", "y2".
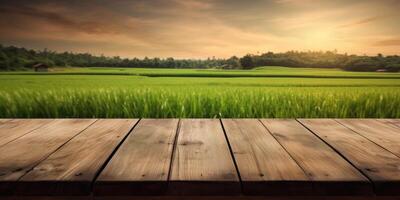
[{"x1": 0, "y1": 118, "x2": 399, "y2": 198}]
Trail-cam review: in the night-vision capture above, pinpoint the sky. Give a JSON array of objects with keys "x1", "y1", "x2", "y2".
[{"x1": 0, "y1": 0, "x2": 399, "y2": 58}]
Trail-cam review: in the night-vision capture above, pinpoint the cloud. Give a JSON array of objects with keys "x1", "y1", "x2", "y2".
[
  {"x1": 175, "y1": 0, "x2": 212, "y2": 9},
  {"x1": 274, "y1": 0, "x2": 313, "y2": 4},
  {"x1": 337, "y1": 16, "x2": 382, "y2": 29},
  {"x1": 0, "y1": 0, "x2": 399, "y2": 57},
  {"x1": 373, "y1": 39, "x2": 400, "y2": 46},
  {"x1": 0, "y1": 5, "x2": 119, "y2": 35}
]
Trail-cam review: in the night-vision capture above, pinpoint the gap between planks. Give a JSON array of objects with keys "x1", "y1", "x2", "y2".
[
  {"x1": 298, "y1": 119, "x2": 400, "y2": 195},
  {"x1": 0, "y1": 119, "x2": 399, "y2": 196}
]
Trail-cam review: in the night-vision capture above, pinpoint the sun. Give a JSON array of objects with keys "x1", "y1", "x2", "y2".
[{"x1": 304, "y1": 29, "x2": 334, "y2": 49}]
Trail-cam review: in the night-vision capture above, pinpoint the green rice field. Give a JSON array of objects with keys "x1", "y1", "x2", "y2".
[{"x1": 0, "y1": 67, "x2": 399, "y2": 118}]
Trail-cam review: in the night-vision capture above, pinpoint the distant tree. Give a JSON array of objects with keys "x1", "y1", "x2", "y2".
[
  {"x1": 166, "y1": 57, "x2": 175, "y2": 68},
  {"x1": 0, "y1": 51, "x2": 9, "y2": 70},
  {"x1": 385, "y1": 64, "x2": 400, "y2": 72},
  {"x1": 343, "y1": 57, "x2": 381, "y2": 72},
  {"x1": 240, "y1": 54, "x2": 254, "y2": 69},
  {"x1": 225, "y1": 56, "x2": 241, "y2": 69}
]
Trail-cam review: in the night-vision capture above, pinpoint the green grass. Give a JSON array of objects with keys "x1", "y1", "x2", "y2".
[
  {"x1": 4, "y1": 66, "x2": 400, "y2": 78},
  {"x1": 0, "y1": 67, "x2": 399, "y2": 118}
]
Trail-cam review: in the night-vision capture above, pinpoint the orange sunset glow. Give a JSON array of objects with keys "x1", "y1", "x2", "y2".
[{"x1": 0, "y1": 0, "x2": 399, "y2": 58}]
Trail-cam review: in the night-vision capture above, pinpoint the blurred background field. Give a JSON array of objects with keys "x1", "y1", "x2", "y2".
[
  {"x1": 1, "y1": 67, "x2": 399, "y2": 118},
  {"x1": 4, "y1": 66, "x2": 400, "y2": 78}
]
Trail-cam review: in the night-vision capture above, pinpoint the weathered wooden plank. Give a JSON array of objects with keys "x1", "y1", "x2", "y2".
[
  {"x1": 94, "y1": 119, "x2": 179, "y2": 196},
  {"x1": 376, "y1": 119, "x2": 400, "y2": 129},
  {"x1": 0, "y1": 119, "x2": 96, "y2": 195},
  {"x1": 18, "y1": 119, "x2": 138, "y2": 195},
  {"x1": 299, "y1": 119, "x2": 400, "y2": 195},
  {"x1": 0, "y1": 119, "x2": 11, "y2": 124},
  {"x1": 0, "y1": 119, "x2": 53, "y2": 147},
  {"x1": 222, "y1": 119, "x2": 310, "y2": 195},
  {"x1": 337, "y1": 119, "x2": 400, "y2": 158},
  {"x1": 169, "y1": 119, "x2": 240, "y2": 195},
  {"x1": 261, "y1": 119, "x2": 371, "y2": 195}
]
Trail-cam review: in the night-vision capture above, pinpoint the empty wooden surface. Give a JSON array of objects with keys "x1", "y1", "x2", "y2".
[
  {"x1": 337, "y1": 119, "x2": 400, "y2": 157},
  {"x1": 299, "y1": 119, "x2": 400, "y2": 195},
  {"x1": 377, "y1": 119, "x2": 400, "y2": 128},
  {"x1": 377, "y1": 119, "x2": 400, "y2": 129},
  {"x1": 0, "y1": 118, "x2": 399, "y2": 197},
  {"x1": 0, "y1": 119, "x2": 12, "y2": 124},
  {"x1": 95, "y1": 119, "x2": 179, "y2": 195},
  {"x1": 19, "y1": 119, "x2": 138, "y2": 195},
  {"x1": 222, "y1": 119, "x2": 309, "y2": 195},
  {"x1": 0, "y1": 119, "x2": 52, "y2": 147},
  {"x1": 261, "y1": 119, "x2": 371, "y2": 195},
  {"x1": 169, "y1": 119, "x2": 240, "y2": 195},
  {"x1": 0, "y1": 119, "x2": 96, "y2": 195}
]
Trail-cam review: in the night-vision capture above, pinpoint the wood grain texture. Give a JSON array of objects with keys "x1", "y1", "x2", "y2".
[
  {"x1": 0, "y1": 119, "x2": 53, "y2": 147},
  {"x1": 337, "y1": 119, "x2": 400, "y2": 158},
  {"x1": 0, "y1": 119, "x2": 11, "y2": 124},
  {"x1": 222, "y1": 119, "x2": 310, "y2": 195},
  {"x1": 1, "y1": 118, "x2": 399, "y2": 197},
  {"x1": 376, "y1": 119, "x2": 400, "y2": 129},
  {"x1": 0, "y1": 119, "x2": 96, "y2": 195},
  {"x1": 95, "y1": 119, "x2": 179, "y2": 196},
  {"x1": 299, "y1": 119, "x2": 400, "y2": 195},
  {"x1": 169, "y1": 119, "x2": 240, "y2": 195},
  {"x1": 18, "y1": 119, "x2": 138, "y2": 195},
  {"x1": 261, "y1": 119, "x2": 371, "y2": 195}
]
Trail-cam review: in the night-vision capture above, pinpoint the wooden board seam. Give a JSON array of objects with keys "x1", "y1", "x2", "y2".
[
  {"x1": 168, "y1": 119, "x2": 240, "y2": 195},
  {"x1": 2, "y1": 118, "x2": 398, "y2": 196},
  {"x1": 258, "y1": 119, "x2": 311, "y2": 182},
  {"x1": 167, "y1": 119, "x2": 182, "y2": 183},
  {"x1": 16, "y1": 119, "x2": 99, "y2": 181},
  {"x1": 295, "y1": 119, "x2": 375, "y2": 191},
  {"x1": 334, "y1": 119, "x2": 400, "y2": 160},
  {"x1": 90, "y1": 118, "x2": 142, "y2": 193},
  {"x1": 0, "y1": 119, "x2": 55, "y2": 148},
  {"x1": 219, "y1": 119, "x2": 243, "y2": 191}
]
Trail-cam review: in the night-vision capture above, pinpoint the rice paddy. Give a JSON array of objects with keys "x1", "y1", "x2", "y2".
[{"x1": 0, "y1": 67, "x2": 399, "y2": 118}]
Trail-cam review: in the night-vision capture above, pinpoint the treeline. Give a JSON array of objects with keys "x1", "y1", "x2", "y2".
[
  {"x1": 0, "y1": 45, "x2": 225, "y2": 70},
  {"x1": 235, "y1": 51, "x2": 400, "y2": 72},
  {"x1": 1, "y1": 44, "x2": 399, "y2": 72}
]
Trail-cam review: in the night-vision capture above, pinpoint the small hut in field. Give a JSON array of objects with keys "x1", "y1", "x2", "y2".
[
  {"x1": 376, "y1": 69, "x2": 388, "y2": 72},
  {"x1": 33, "y1": 63, "x2": 49, "y2": 72}
]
